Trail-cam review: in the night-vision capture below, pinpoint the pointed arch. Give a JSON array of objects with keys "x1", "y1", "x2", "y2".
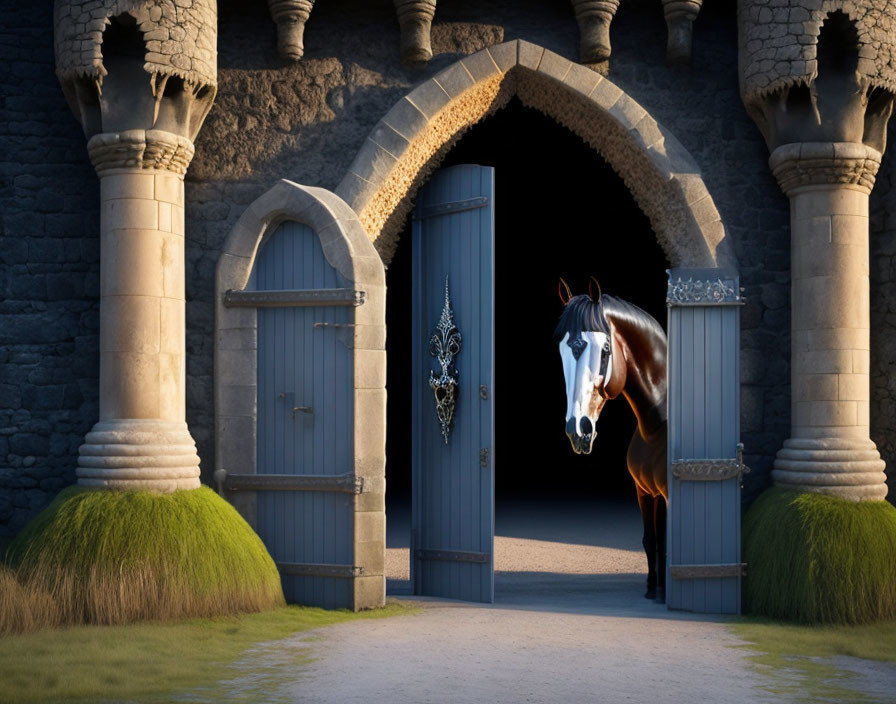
[{"x1": 336, "y1": 40, "x2": 735, "y2": 269}]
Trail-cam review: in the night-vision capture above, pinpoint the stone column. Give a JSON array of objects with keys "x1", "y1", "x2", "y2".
[
  {"x1": 54, "y1": 0, "x2": 217, "y2": 491},
  {"x1": 770, "y1": 142, "x2": 887, "y2": 500},
  {"x1": 78, "y1": 131, "x2": 201, "y2": 491},
  {"x1": 739, "y1": 2, "x2": 896, "y2": 501}
]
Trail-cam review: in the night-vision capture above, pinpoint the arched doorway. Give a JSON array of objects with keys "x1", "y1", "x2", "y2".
[
  {"x1": 384, "y1": 98, "x2": 670, "y2": 601},
  {"x1": 215, "y1": 40, "x2": 744, "y2": 613}
]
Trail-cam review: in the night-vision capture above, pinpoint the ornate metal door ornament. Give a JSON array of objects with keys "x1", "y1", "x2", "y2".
[{"x1": 429, "y1": 276, "x2": 462, "y2": 443}]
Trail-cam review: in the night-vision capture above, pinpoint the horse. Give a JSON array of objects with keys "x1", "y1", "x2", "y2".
[{"x1": 555, "y1": 277, "x2": 669, "y2": 602}]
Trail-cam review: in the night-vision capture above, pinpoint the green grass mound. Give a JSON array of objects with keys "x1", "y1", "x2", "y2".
[
  {"x1": 743, "y1": 487, "x2": 896, "y2": 625},
  {"x1": 3, "y1": 486, "x2": 284, "y2": 631}
]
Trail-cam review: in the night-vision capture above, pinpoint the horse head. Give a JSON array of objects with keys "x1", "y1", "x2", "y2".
[{"x1": 555, "y1": 278, "x2": 626, "y2": 455}]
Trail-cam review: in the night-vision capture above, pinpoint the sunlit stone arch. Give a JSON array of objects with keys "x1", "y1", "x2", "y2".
[{"x1": 336, "y1": 39, "x2": 736, "y2": 269}]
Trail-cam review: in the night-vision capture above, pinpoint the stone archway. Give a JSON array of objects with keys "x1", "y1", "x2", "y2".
[{"x1": 335, "y1": 39, "x2": 736, "y2": 269}]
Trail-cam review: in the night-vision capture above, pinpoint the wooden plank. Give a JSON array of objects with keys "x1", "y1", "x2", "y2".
[{"x1": 411, "y1": 165, "x2": 494, "y2": 603}]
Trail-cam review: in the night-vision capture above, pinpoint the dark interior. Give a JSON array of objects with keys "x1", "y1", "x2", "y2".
[{"x1": 385, "y1": 97, "x2": 669, "y2": 511}]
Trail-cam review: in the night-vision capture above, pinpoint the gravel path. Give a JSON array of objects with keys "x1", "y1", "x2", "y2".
[
  {"x1": 284, "y1": 498, "x2": 791, "y2": 703},
  {"x1": 223, "y1": 498, "x2": 892, "y2": 703}
]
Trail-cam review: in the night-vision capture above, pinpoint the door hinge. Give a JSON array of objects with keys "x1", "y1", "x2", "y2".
[
  {"x1": 479, "y1": 384, "x2": 489, "y2": 400},
  {"x1": 480, "y1": 448, "x2": 489, "y2": 468}
]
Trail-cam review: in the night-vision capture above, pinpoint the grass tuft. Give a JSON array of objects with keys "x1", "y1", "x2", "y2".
[
  {"x1": 2, "y1": 486, "x2": 284, "y2": 633},
  {"x1": 743, "y1": 487, "x2": 896, "y2": 625}
]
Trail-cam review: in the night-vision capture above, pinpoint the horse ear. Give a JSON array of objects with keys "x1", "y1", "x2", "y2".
[
  {"x1": 588, "y1": 277, "x2": 602, "y2": 303},
  {"x1": 558, "y1": 278, "x2": 573, "y2": 306}
]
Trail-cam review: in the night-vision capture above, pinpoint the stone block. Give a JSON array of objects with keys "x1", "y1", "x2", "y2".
[
  {"x1": 100, "y1": 172, "x2": 154, "y2": 201},
  {"x1": 159, "y1": 297, "x2": 185, "y2": 355},
  {"x1": 800, "y1": 348, "x2": 855, "y2": 375},
  {"x1": 793, "y1": 188, "x2": 868, "y2": 220},
  {"x1": 217, "y1": 325, "x2": 257, "y2": 352},
  {"x1": 838, "y1": 373, "x2": 869, "y2": 401},
  {"x1": 216, "y1": 252, "x2": 254, "y2": 295},
  {"x1": 632, "y1": 113, "x2": 664, "y2": 150},
  {"x1": 794, "y1": 373, "x2": 838, "y2": 402},
  {"x1": 487, "y1": 40, "x2": 518, "y2": 73},
  {"x1": 406, "y1": 79, "x2": 451, "y2": 120},
  {"x1": 171, "y1": 204, "x2": 185, "y2": 236},
  {"x1": 366, "y1": 122, "x2": 411, "y2": 160},
  {"x1": 217, "y1": 384, "x2": 257, "y2": 418},
  {"x1": 517, "y1": 40, "x2": 545, "y2": 70},
  {"x1": 536, "y1": 48, "x2": 571, "y2": 82},
  {"x1": 216, "y1": 348, "x2": 256, "y2": 388},
  {"x1": 608, "y1": 94, "x2": 647, "y2": 131},
  {"x1": 462, "y1": 48, "x2": 501, "y2": 82},
  {"x1": 354, "y1": 349, "x2": 386, "y2": 389},
  {"x1": 101, "y1": 228, "x2": 167, "y2": 297},
  {"x1": 355, "y1": 488, "x2": 385, "y2": 513},
  {"x1": 796, "y1": 400, "x2": 858, "y2": 427},
  {"x1": 100, "y1": 295, "x2": 160, "y2": 354},
  {"x1": 353, "y1": 575, "x2": 385, "y2": 611},
  {"x1": 588, "y1": 76, "x2": 622, "y2": 111},
  {"x1": 354, "y1": 509, "x2": 385, "y2": 543},
  {"x1": 354, "y1": 324, "x2": 387, "y2": 351},
  {"x1": 807, "y1": 327, "x2": 870, "y2": 351},
  {"x1": 158, "y1": 201, "x2": 172, "y2": 232},
  {"x1": 354, "y1": 538, "x2": 385, "y2": 575},
  {"x1": 154, "y1": 172, "x2": 183, "y2": 204},
  {"x1": 562, "y1": 62, "x2": 602, "y2": 97},
  {"x1": 158, "y1": 352, "x2": 185, "y2": 422},
  {"x1": 102, "y1": 197, "x2": 159, "y2": 232},
  {"x1": 337, "y1": 172, "x2": 379, "y2": 217},
  {"x1": 433, "y1": 61, "x2": 475, "y2": 99},
  {"x1": 347, "y1": 138, "x2": 398, "y2": 185},
  {"x1": 355, "y1": 283, "x2": 386, "y2": 328},
  {"x1": 830, "y1": 214, "x2": 870, "y2": 246},
  {"x1": 381, "y1": 97, "x2": 429, "y2": 142},
  {"x1": 100, "y1": 351, "x2": 161, "y2": 419}
]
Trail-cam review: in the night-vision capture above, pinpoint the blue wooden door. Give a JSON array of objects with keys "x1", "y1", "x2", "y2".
[
  {"x1": 666, "y1": 267, "x2": 745, "y2": 614},
  {"x1": 411, "y1": 165, "x2": 495, "y2": 602},
  {"x1": 255, "y1": 221, "x2": 355, "y2": 609}
]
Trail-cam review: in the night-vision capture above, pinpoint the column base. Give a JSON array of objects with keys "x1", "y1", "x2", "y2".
[
  {"x1": 772, "y1": 437, "x2": 887, "y2": 501},
  {"x1": 77, "y1": 419, "x2": 201, "y2": 492}
]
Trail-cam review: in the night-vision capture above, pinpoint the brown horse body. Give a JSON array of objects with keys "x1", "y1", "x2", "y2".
[{"x1": 556, "y1": 288, "x2": 668, "y2": 601}]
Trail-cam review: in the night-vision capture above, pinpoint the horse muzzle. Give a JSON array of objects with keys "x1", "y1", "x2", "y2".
[{"x1": 566, "y1": 417, "x2": 596, "y2": 455}]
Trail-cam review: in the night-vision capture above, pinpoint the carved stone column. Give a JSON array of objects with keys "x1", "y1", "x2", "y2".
[
  {"x1": 739, "y1": 2, "x2": 896, "y2": 500},
  {"x1": 570, "y1": 0, "x2": 619, "y2": 64},
  {"x1": 394, "y1": 0, "x2": 436, "y2": 65},
  {"x1": 54, "y1": 1, "x2": 217, "y2": 491},
  {"x1": 770, "y1": 143, "x2": 887, "y2": 500},
  {"x1": 268, "y1": 0, "x2": 314, "y2": 61}
]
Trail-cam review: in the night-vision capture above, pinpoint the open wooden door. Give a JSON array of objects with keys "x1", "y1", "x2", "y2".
[
  {"x1": 411, "y1": 164, "x2": 495, "y2": 602},
  {"x1": 666, "y1": 267, "x2": 746, "y2": 614}
]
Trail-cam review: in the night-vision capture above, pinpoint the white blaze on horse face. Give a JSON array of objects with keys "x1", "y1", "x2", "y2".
[{"x1": 559, "y1": 331, "x2": 612, "y2": 439}]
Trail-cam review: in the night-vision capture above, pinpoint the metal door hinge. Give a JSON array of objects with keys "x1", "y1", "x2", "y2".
[
  {"x1": 480, "y1": 448, "x2": 489, "y2": 468},
  {"x1": 479, "y1": 384, "x2": 489, "y2": 400}
]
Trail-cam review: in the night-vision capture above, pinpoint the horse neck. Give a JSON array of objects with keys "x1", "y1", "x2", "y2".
[{"x1": 605, "y1": 307, "x2": 667, "y2": 440}]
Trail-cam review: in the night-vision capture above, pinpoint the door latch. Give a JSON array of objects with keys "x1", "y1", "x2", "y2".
[{"x1": 480, "y1": 448, "x2": 489, "y2": 468}]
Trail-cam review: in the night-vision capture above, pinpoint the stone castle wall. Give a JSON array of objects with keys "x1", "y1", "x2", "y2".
[{"x1": 2, "y1": 0, "x2": 894, "y2": 537}]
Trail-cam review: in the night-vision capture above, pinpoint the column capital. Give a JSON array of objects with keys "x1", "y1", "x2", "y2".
[
  {"x1": 87, "y1": 130, "x2": 195, "y2": 177},
  {"x1": 769, "y1": 142, "x2": 882, "y2": 197}
]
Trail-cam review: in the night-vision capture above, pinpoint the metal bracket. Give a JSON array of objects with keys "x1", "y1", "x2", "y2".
[
  {"x1": 216, "y1": 470, "x2": 364, "y2": 494},
  {"x1": 276, "y1": 562, "x2": 364, "y2": 579},
  {"x1": 224, "y1": 288, "x2": 365, "y2": 308},
  {"x1": 670, "y1": 563, "x2": 747, "y2": 579},
  {"x1": 671, "y1": 443, "x2": 750, "y2": 481},
  {"x1": 416, "y1": 196, "x2": 488, "y2": 220},
  {"x1": 414, "y1": 549, "x2": 490, "y2": 564}
]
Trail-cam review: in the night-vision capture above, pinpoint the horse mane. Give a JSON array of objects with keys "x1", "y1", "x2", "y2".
[
  {"x1": 554, "y1": 294, "x2": 665, "y2": 346},
  {"x1": 600, "y1": 295, "x2": 666, "y2": 347},
  {"x1": 553, "y1": 294, "x2": 609, "y2": 342}
]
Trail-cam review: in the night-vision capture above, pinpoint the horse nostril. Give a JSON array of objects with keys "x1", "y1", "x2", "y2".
[
  {"x1": 579, "y1": 417, "x2": 593, "y2": 436},
  {"x1": 566, "y1": 418, "x2": 577, "y2": 437}
]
